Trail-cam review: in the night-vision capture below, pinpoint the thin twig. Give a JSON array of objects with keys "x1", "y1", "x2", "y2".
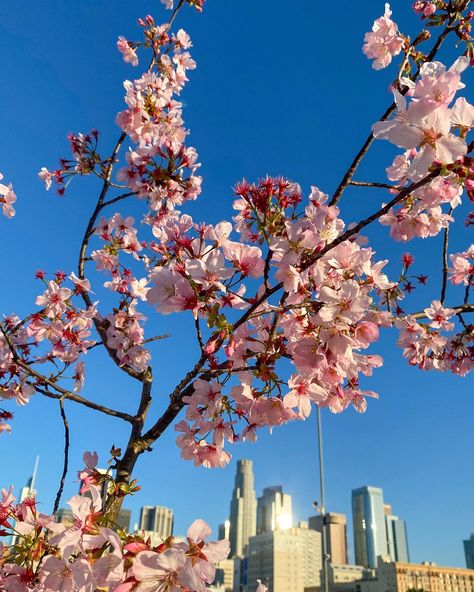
[
  {"x1": 142, "y1": 333, "x2": 171, "y2": 345},
  {"x1": 440, "y1": 207, "x2": 453, "y2": 304},
  {"x1": 53, "y1": 398, "x2": 70, "y2": 514},
  {"x1": 349, "y1": 181, "x2": 401, "y2": 190},
  {"x1": 101, "y1": 191, "x2": 137, "y2": 208},
  {"x1": 33, "y1": 385, "x2": 135, "y2": 423}
]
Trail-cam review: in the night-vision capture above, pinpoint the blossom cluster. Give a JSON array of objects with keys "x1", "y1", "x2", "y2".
[
  {"x1": 371, "y1": 57, "x2": 474, "y2": 241},
  {"x1": 396, "y1": 299, "x2": 472, "y2": 375},
  {"x1": 38, "y1": 131, "x2": 100, "y2": 195},
  {"x1": 0, "y1": 273, "x2": 96, "y2": 429},
  {"x1": 0, "y1": 453, "x2": 230, "y2": 591},
  {"x1": 362, "y1": 3, "x2": 404, "y2": 70}
]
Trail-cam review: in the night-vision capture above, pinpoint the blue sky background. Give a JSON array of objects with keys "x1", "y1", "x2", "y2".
[{"x1": 0, "y1": 0, "x2": 472, "y2": 568}]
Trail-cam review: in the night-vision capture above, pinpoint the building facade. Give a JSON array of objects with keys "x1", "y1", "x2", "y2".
[
  {"x1": 327, "y1": 563, "x2": 373, "y2": 592},
  {"x1": 465, "y1": 534, "x2": 474, "y2": 569},
  {"x1": 139, "y1": 505, "x2": 173, "y2": 540},
  {"x1": 357, "y1": 557, "x2": 474, "y2": 592},
  {"x1": 352, "y1": 487, "x2": 388, "y2": 568},
  {"x1": 229, "y1": 459, "x2": 257, "y2": 557},
  {"x1": 309, "y1": 512, "x2": 348, "y2": 565},
  {"x1": 246, "y1": 523, "x2": 321, "y2": 592},
  {"x1": 257, "y1": 486, "x2": 292, "y2": 533},
  {"x1": 213, "y1": 558, "x2": 236, "y2": 592}
]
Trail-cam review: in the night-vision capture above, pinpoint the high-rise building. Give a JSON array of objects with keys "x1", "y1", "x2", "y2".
[
  {"x1": 464, "y1": 534, "x2": 474, "y2": 569},
  {"x1": 19, "y1": 456, "x2": 39, "y2": 502},
  {"x1": 352, "y1": 486, "x2": 388, "y2": 569},
  {"x1": 309, "y1": 512, "x2": 348, "y2": 565},
  {"x1": 385, "y1": 514, "x2": 409, "y2": 563},
  {"x1": 11, "y1": 457, "x2": 39, "y2": 546},
  {"x1": 246, "y1": 522, "x2": 322, "y2": 592},
  {"x1": 229, "y1": 459, "x2": 257, "y2": 557},
  {"x1": 257, "y1": 486, "x2": 292, "y2": 533},
  {"x1": 219, "y1": 520, "x2": 231, "y2": 541},
  {"x1": 139, "y1": 505, "x2": 173, "y2": 540}
]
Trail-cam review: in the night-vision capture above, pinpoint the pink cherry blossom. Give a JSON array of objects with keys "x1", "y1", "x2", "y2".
[
  {"x1": 0, "y1": 174, "x2": 16, "y2": 219},
  {"x1": 362, "y1": 4, "x2": 404, "y2": 70},
  {"x1": 117, "y1": 36, "x2": 139, "y2": 67}
]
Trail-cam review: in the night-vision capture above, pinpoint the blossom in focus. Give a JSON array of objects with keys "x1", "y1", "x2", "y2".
[
  {"x1": 362, "y1": 3, "x2": 404, "y2": 70},
  {"x1": 373, "y1": 97, "x2": 467, "y2": 179}
]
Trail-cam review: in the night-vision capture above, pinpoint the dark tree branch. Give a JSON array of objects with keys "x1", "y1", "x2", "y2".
[
  {"x1": 440, "y1": 208, "x2": 453, "y2": 305},
  {"x1": 53, "y1": 398, "x2": 70, "y2": 514}
]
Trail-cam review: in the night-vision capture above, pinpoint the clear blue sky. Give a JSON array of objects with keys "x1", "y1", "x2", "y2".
[{"x1": 0, "y1": 0, "x2": 472, "y2": 568}]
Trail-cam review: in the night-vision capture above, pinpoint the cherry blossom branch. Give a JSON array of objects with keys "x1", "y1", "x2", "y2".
[
  {"x1": 77, "y1": 131, "x2": 144, "y2": 381},
  {"x1": 53, "y1": 398, "x2": 70, "y2": 514},
  {"x1": 329, "y1": 17, "x2": 458, "y2": 207},
  {"x1": 1, "y1": 322, "x2": 134, "y2": 422},
  {"x1": 410, "y1": 303, "x2": 474, "y2": 320}
]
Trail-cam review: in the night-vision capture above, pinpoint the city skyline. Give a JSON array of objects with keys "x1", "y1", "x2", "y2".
[{"x1": 14, "y1": 453, "x2": 472, "y2": 570}]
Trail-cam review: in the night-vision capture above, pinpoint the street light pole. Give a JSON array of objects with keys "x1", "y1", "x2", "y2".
[{"x1": 317, "y1": 405, "x2": 330, "y2": 592}]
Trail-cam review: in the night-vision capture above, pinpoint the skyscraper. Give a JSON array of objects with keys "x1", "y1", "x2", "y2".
[
  {"x1": 20, "y1": 456, "x2": 39, "y2": 502},
  {"x1": 352, "y1": 486, "x2": 388, "y2": 568},
  {"x1": 139, "y1": 506, "x2": 173, "y2": 540},
  {"x1": 11, "y1": 457, "x2": 39, "y2": 545},
  {"x1": 229, "y1": 459, "x2": 257, "y2": 557},
  {"x1": 385, "y1": 514, "x2": 409, "y2": 563},
  {"x1": 464, "y1": 533, "x2": 474, "y2": 569},
  {"x1": 257, "y1": 486, "x2": 292, "y2": 533},
  {"x1": 309, "y1": 512, "x2": 348, "y2": 565}
]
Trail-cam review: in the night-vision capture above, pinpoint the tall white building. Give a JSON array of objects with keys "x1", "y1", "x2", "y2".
[
  {"x1": 229, "y1": 459, "x2": 257, "y2": 558},
  {"x1": 219, "y1": 520, "x2": 231, "y2": 541},
  {"x1": 257, "y1": 486, "x2": 292, "y2": 533},
  {"x1": 19, "y1": 456, "x2": 39, "y2": 502},
  {"x1": 11, "y1": 457, "x2": 39, "y2": 546},
  {"x1": 246, "y1": 523, "x2": 322, "y2": 592},
  {"x1": 139, "y1": 505, "x2": 173, "y2": 541}
]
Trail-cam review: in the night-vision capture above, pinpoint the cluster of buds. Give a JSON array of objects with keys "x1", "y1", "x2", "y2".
[{"x1": 38, "y1": 129, "x2": 100, "y2": 195}]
